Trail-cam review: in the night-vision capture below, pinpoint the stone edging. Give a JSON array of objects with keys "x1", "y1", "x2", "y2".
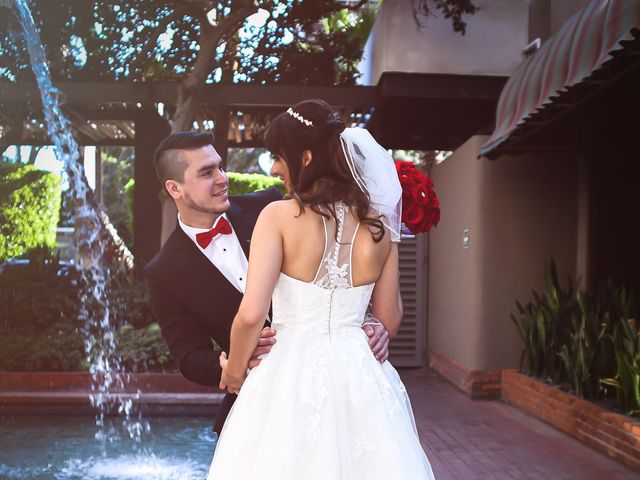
[
  {"x1": 502, "y1": 369, "x2": 640, "y2": 471},
  {"x1": 428, "y1": 349, "x2": 502, "y2": 399},
  {"x1": 0, "y1": 371, "x2": 218, "y2": 393},
  {"x1": 0, "y1": 372, "x2": 223, "y2": 415}
]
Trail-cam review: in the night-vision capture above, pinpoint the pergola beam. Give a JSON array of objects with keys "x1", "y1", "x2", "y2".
[{"x1": 0, "y1": 82, "x2": 378, "y2": 108}]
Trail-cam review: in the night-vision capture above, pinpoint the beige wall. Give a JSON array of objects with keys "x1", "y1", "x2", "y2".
[
  {"x1": 550, "y1": 0, "x2": 590, "y2": 35},
  {"x1": 359, "y1": 0, "x2": 529, "y2": 85},
  {"x1": 428, "y1": 136, "x2": 580, "y2": 371}
]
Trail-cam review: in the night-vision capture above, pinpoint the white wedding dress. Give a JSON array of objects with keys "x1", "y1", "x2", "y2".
[{"x1": 208, "y1": 204, "x2": 435, "y2": 479}]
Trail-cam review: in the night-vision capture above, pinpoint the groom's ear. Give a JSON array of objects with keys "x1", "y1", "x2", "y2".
[
  {"x1": 302, "y1": 150, "x2": 313, "y2": 167},
  {"x1": 165, "y1": 179, "x2": 182, "y2": 200}
]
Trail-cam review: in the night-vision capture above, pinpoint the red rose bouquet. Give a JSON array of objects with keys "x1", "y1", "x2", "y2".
[{"x1": 394, "y1": 160, "x2": 440, "y2": 235}]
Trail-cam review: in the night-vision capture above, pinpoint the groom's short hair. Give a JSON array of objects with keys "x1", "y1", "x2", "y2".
[{"x1": 154, "y1": 131, "x2": 214, "y2": 184}]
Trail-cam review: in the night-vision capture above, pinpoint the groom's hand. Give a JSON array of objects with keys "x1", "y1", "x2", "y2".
[
  {"x1": 363, "y1": 317, "x2": 390, "y2": 363},
  {"x1": 248, "y1": 327, "x2": 277, "y2": 369}
]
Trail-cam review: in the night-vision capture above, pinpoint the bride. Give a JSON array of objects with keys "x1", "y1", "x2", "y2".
[{"x1": 207, "y1": 99, "x2": 435, "y2": 479}]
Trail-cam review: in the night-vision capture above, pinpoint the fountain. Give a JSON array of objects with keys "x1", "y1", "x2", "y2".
[
  {"x1": 4, "y1": 0, "x2": 144, "y2": 447},
  {"x1": 0, "y1": 1, "x2": 215, "y2": 478}
]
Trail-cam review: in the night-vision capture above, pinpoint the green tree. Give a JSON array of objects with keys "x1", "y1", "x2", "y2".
[{"x1": 1, "y1": 0, "x2": 477, "y2": 134}]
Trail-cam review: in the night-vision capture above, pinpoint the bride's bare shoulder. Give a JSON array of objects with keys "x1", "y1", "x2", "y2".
[{"x1": 256, "y1": 198, "x2": 300, "y2": 224}]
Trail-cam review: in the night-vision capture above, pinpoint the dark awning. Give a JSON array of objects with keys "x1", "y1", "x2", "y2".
[{"x1": 480, "y1": 0, "x2": 640, "y2": 159}]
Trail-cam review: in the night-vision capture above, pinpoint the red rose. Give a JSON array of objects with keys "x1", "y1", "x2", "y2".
[
  {"x1": 403, "y1": 203, "x2": 425, "y2": 228},
  {"x1": 421, "y1": 175, "x2": 434, "y2": 190},
  {"x1": 395, "y1": 160, "x2": 440, "y2": 234},
  {"x1": 395, "y1": 160, "x2": 415, "y2": 175},
  {"x1": 411, "y1": 183, "x2": 430, "y2": 207}
]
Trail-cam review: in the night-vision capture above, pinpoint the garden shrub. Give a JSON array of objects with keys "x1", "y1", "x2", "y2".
[
  {"x1": 115, "y1": 323, "x2": 172, "y2": 372},
  {"x1": 0, "y1": 252, "x2": 83, "y2": 332},
  {"x1": 0, "y1": 163, "x2": 62, "y2": 261},
  {"x1": 227, "y1": 171, "x2": 284, "y2": 195},
  {"x1": 512, "y1": 260, "x2": 640, "y2": 416},
  {"x1": 0, "y1": 253, "x2": 172, "y2": 372},
  {"x1": 0, "y1": 322, "x2": 87, "y2": 371}
]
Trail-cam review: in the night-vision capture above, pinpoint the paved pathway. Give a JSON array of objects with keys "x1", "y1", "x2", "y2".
[{"x1": 401, "y1": 369, "x2": 639, "y2": 480}]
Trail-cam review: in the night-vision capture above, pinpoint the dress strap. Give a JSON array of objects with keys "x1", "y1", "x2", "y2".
[
  {"x1": 348, "y1": 221, "x2": 360, "y2": 288},
  {"x1": 312, "y1": 216, "x2": 330, "y2": 284}
]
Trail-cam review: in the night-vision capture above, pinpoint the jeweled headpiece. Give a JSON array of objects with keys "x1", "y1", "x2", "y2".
[{"x1": 286, "y1": 107, "x2": 314, "y2": 127}]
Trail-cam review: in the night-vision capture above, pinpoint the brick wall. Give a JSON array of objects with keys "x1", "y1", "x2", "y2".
[{"x1": 502, "y1": 369, "x2": 640, "y2": 471}]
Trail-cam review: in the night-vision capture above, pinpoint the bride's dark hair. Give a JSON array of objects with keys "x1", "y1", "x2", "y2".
[{"x1": 264, "y1": 99, "x2": 385, "y2": 242}]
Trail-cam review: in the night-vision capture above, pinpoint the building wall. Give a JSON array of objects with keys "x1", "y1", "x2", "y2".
[
  {"x1": 359, "y1": 0, "x2": 530, "y2": 85},
  {"x1": 528, "y1": 0, "x2": 550, "y2": 42},
  {"x1": 426, "y1": 137, "x2": 485, "y2": 370},
  {"x1": 428, "y1": 136, "x2": 580, "y2": 371},
  {"x1": 549, "y1": 0, "x2": 590, "y2": 35}
]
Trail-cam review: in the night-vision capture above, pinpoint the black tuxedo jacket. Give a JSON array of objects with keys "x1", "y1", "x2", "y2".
[{"x1": 144, "y1": 187, "x2": 281, "y2": 433}]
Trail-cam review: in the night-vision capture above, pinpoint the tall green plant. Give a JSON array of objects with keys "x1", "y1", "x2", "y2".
[
  {"x1": 601, "y1": 287, "x2": 640, "y2": 415},
  {"x1": 512, "y1": 260, "x2": 637, "y2": 416},
  {"x1": 558, "y1": 291, "x2": 609, "y2": 398},
  {"x1": 510, "y1": 260, "x2": 578, "y2": 382}
]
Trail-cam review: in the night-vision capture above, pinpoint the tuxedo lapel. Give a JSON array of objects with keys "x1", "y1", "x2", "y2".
[
  {"x1": 227, "y1": 201, "x2": 252, "y2": 259},
  {"x1": 169, "y1": 227, "x2": 239, "y2": 298}
]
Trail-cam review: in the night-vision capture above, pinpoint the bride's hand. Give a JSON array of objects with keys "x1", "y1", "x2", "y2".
[{"x1": 219, "y1": 352, "x2": 246, "y2": 394}]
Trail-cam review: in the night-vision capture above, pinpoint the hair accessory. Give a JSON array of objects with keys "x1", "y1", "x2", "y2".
[{"x1": 287, "y1": 107, "x2": 314, "y2": 127}]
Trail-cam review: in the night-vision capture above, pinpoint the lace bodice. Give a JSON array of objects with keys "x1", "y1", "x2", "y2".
[
  {"x1": 271, "y1": 203, "x2": 374, "y2": 335},
  {"x1": 314, "y1": 203, "x2": 359, "y2": 290}
]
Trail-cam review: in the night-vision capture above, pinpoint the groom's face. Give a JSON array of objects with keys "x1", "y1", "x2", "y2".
[{"x1": 173, "y1": 145, "x2": 229, "y2": 216}]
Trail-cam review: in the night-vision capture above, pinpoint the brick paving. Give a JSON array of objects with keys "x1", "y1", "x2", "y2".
[{"x1": 400, "y1": 369, "x2": 639, "y2": 480}]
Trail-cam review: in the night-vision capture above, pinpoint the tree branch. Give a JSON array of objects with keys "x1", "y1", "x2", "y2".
[{"x1": 172, "y1": 1, "x2": 258, "y2": 131}]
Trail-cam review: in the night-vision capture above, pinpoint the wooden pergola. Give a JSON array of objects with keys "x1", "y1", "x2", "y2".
[{"x1": 0, "y1": 73, "x2": 506, "y2": 267}]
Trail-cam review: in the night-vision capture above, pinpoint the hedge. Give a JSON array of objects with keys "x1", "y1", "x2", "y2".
[
  {"x1": 0, "y1": 255, "x2": 172, "y2": 372},
  {"x1": 227, "y1": 171, "x2": 284, "y2": 195},
  {"x1": 0, "y1": 163, "x2": 62, "y2": 261}
]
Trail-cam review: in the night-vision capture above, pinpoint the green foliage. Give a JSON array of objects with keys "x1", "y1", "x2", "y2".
[
  {"x1": 0, "y1": 252, "x2": 82, "y2": 332},
  {"x1": 1, "y1": 1, "x2": 475, "y2": 84},
  {"x1": 115, "y1": 323, "x2": 172, "y2": 372},
  {"x1": 0, "y1": 253, "x2": 86, "y2": 371},
  {"x1": 512, "y1": 260, "x2": 639, "y2": 415},
  {"x1": 227, "y1": 171, "x2": 284, "y2": 195},
  {"x1": 124, "y1": 177, "x2": 134, "y2": 228},
  {"x1": 600, "y1": 288, "x2": 640, "y2": 416},
  {"x1": 101, "y1": 148, "x2": 134, "y2": 248},
  {"x1": 0, "y1": 163, "x2": 62, "y2": 261},
  {"x1": 0, "y1": 252, "x2": 173, "y2": 372},
  {"x1": 0, "y1": 322, "x2": 87, "y2": 371}
]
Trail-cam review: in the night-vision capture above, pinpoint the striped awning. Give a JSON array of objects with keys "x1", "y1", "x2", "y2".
[{"x1": 480, "y1": 0, "x2": 640, "y2": 158}]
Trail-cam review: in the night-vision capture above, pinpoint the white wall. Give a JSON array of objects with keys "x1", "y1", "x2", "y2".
[{"x1": 359, "y1": 0, "x2": 530, "y2": 85}]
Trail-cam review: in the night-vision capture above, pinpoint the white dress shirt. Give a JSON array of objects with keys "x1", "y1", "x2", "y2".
[{"x1": 178, "y1": 213, "x2": 249, "y2": 293}]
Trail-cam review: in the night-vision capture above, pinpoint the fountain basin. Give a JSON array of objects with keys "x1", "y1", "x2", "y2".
[{"x1": 0, "y1": 415, "x2": 217, "y2": 480}]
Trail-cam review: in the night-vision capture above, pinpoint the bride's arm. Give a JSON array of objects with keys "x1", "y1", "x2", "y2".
[
  {"x1": 370, "y1": 243, "x2": 403, "y2": 337},
  {"x1": 222, "y1": 202, "x2": 284, "y2": 393}
]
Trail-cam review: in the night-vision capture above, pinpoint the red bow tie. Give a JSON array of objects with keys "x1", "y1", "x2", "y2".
[{"x1": 195, "y1": 217, "x2": 232, "y2": 248}]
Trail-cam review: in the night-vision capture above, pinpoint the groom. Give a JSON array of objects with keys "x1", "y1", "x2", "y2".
[{"x1": 145, "y1": 131, "x2": 391, "y2": 434}]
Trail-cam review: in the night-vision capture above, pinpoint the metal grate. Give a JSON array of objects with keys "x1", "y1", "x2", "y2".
[{"x1": 389, "y1": 235, "x2": 427, "y2": 367}]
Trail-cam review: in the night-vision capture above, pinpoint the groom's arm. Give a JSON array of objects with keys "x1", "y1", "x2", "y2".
[{"x1": 147, "y1": 277, "x2": 222, "y2": 387}]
